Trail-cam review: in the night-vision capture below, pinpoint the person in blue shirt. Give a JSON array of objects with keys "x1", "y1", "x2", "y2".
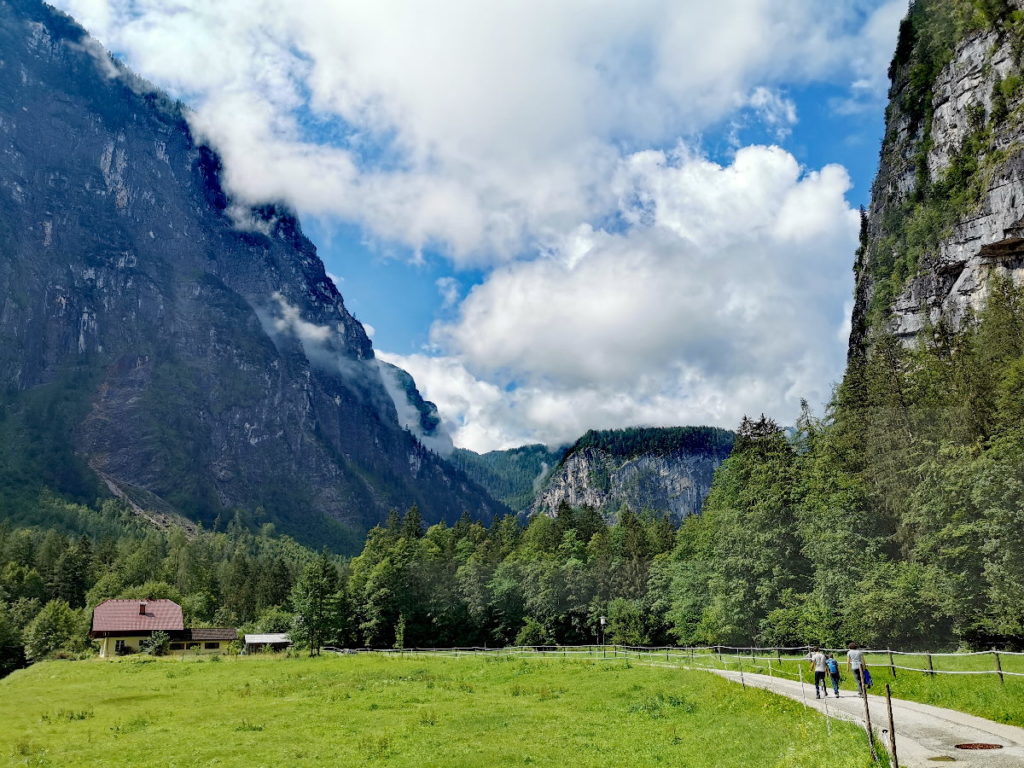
[{"x1": 826, "y1": 653, "x2": 841, "y2": 697}]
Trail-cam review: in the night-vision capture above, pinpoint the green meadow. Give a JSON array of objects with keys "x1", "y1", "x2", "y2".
[{"x1": 0, "y1": 653, "x2": 882, "y2": 768}]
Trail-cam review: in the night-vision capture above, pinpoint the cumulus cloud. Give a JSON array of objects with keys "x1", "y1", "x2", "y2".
[
  {"x1": 55, "y1": 0, "x2": 898, "y2": 264},
  {"x1": 51, "y1": 0, "x2": 890, "y2": 452},
  {"x1": 382, "y1": 145, "x2": 859, "y2": 451}
]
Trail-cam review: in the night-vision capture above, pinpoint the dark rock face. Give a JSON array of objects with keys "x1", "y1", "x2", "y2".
[
  {"x1": 0, "y1": 0, "x2": 504, "y2": 549},
  {"x1": 377, "y1": 361, "x2": 454, "y2": 456}
]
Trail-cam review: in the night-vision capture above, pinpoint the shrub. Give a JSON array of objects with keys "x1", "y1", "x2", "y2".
[
  {"x1": 22, "y1": 600, "x2": 81, "y2": 661},
  {"x1": 139, "y1": 630, "x2": 170, "y2": 656}
]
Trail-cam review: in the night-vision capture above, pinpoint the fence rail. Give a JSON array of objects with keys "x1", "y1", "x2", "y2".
[
  {"x1": 319, "y1": 643, "x2": 1024, "y2": 679},
  {"x1": 321, "y1": 644, "x2": 1024, "y2": 678}
]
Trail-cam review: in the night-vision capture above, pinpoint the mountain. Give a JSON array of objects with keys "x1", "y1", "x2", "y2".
[
  {"x1": 530, "y1": 427, "x2": 734, "y2": 521},
  {"x1": 448, "y1": 444, "x2": 566, "y2": 512},
  {"x1": 0, "y1": 0, "x2": 505, "y2": 551},
  {"x1": 851, "y1": 0, "x2": 1024, "y2": 353}
]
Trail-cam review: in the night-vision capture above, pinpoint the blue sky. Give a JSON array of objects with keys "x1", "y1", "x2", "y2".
[{"x1": 57, "y1": 0, "x2": 905, "y2": 451}]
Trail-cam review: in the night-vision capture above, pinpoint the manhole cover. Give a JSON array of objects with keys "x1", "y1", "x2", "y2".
[{"x1": 955, "y1": 743, "x2": 1003, "y2": 750}]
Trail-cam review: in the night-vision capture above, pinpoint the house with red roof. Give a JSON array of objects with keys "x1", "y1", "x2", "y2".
[{"x1": 90, "y1": 599, "x2": 236, "y2": 657}]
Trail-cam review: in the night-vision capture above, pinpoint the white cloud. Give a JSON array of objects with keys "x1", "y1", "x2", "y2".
[
  {"x1": 269, "y1": 291, "x2": 331, "y2": 346},
  {"x1": 55, "y1": 0, "x2": 899, "y2": 264},
  {"x1": 435, "y1": 277, "x2": 460, "y2": 309},
  {"x1": 50, "y1": 0, "x2": 894, "y2": 452},
  {"x1": 832, "y1": 0, "x2": 906, "y2": 114},
  {"x1": 385, "y1": 145, "x2": 859, "y2": 451},
  {"x1": 376, "y1": 360, "x2": 455, "y2": 456},
  {"x1": 745, "y1": 87, "x2": 799, "y2": 139}
]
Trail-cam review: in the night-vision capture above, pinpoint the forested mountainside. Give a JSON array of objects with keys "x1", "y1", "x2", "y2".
[
  {"x1": 531, "y1": 427, "x2": 734, "y2": 522},
  {"x1": 669, "y1": 0, "x2": 1024, "y2": 650},
  {"x1": 0, "y1": 0, "x2": 504, "y2": 551},
  {"x1": 449, "y1": 445, "x2": 566, "y2": 512},
  {"x1": 0, "y1": 495, "x2": 687, "y2": 674}
]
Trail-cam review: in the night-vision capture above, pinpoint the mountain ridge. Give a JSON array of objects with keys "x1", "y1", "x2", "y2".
[{"x1": 0, "y1": 0, "x2": 505, "y2": 550}]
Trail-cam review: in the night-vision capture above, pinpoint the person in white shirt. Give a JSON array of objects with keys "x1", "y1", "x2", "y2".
[
  {"x1": 847, "y1": 642, "x2": 868, "y2": 693},
  {"x1": 808, "y1": 646, "x2": 829, "y2": 698}
]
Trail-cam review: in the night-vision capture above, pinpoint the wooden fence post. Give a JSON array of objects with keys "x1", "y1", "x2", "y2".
[
  {"x1": 862, "y1": 678, "x2": 879, "y2": 762},
  {"x1": 888, "y1": 650, "x2": 896, "y2": 679},
  {"x1": 926, "y1": 653, "x2": 934, "y2": 676},
  {"x1": 885, "y1": 684, "x2": 899, "y2": 768},
  {"x1": 994, "y1": 648, "x2": 1005, "y2": 685}
]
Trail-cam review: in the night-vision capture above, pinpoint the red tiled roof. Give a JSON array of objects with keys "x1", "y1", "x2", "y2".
[
  {"x1": 178, "y1": 628, "x2": 237, "y2": 641},
  {"x1": 91, "y1": 599, "x2": 185, "y2": 634}
]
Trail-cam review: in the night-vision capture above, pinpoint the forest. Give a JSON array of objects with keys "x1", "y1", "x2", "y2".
[{"x1": 3, "y1": 279, "x2": 1024, "y2": 674}]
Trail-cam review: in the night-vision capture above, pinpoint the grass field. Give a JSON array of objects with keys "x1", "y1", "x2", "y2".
[
  {"x1": 0, "y1": 653, "x2": 884, "y2": 768},
  {"x1": 633, "y1": 646, "x2": 1024, "y2": 727}
]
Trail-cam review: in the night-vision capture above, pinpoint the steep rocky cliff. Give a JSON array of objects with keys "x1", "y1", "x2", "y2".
[
  {"x1": 530, "y1": 427, "x2": 733, "y2": 522},
  {"x1": 852, "y1": 0, "x2": 1024, "y2": 352},
  {"x1": 0, "y1": 0, "x2": 504, "y2": 550}
]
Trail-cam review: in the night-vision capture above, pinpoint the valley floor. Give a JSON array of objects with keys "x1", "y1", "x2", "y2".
[{"x1": 0, "y1": 653, "x2": 881, "y2": 767}]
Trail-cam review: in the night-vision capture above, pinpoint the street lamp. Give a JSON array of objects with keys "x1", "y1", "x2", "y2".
[{"x1": 599, "y1": 616, "x2": 607, "y2": 648}]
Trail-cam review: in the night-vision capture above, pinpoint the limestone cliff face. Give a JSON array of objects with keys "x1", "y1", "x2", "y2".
[
  {"x1": 530, "y1": 428, "x2": 733, "y2": 522},
  {"x1": 853, "y1": 1, "x2": 1024, "y2": 351},
  {"x1": 0, "y1": 0, "x2": 504, "y2": 549}
]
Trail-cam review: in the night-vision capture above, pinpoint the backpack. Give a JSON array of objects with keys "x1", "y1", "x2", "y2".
[
  {"x1": 863, "y1": 668, "x2": 873, "y2": 688},
  {"x1": 826, "y1": 658, "x2": 838, "y2": 674}
]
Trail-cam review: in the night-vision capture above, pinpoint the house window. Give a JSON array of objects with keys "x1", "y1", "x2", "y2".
[
  {"x1": 204, "y1": 642, "x2": 220, "y2": 650},
  {"x1": 170, "y1": 643, "x2": 185, "y2": 651},
  {"x1": 114, "y1": 640, "x2": 126, "y2": 653},
  {"x1": 187, "y1": 643, "x2": 200, "y2": 650}
]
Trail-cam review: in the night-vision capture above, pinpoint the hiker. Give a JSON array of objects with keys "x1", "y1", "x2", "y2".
[
  {"x1": 826, "y1": 653, "x2": 841, "y2": 697},
  {"x1": 847, "y1": 642, "x2": 868, "y2": 694},
  {"x1": 809, "y1": 646, "x2": 828, "y2": 699}
]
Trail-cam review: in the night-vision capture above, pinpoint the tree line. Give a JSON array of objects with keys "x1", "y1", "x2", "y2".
[
  {"x1": 671, "y1": 276, "x2": 1024, "y2": 650},
  {"x1": 3, "y1": 279, "x2": 1024, "y2": 671}
]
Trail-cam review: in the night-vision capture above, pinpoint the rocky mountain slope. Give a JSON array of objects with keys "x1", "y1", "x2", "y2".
[
  {"x1": 449, "y1": 444, "x2": 566, "y2": 512},
  {"x1": 852, "y1": 0, "x2": 1024, "y2": 352},
  {"x1": 530, "y1": 427, "x2": 734, "y2": 521},
  {"x1": 0, "y1": 0, "x2": 504, "y2": 550}
]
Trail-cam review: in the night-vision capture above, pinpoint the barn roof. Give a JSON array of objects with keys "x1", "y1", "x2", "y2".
[
  {"x1": 91, "y1": 599, "x2": 185, "y2": 634},
  {"x1": 245, "y1": 633, "x2": 291, "y2": 645},
  {"x1": 179, "y1": 628, "x2": 237, "y2": 641}
]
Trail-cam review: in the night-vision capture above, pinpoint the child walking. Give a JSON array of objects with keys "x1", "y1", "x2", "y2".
[{"x1": 826, "y1": 653, "x2": 841, "y2": 697}]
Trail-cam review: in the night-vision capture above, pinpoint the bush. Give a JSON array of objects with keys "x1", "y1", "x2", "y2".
[
  {"x1": 606, "y1": 598, "x2": 651, "y2": 646},
  {"x1": 22, "y1": 600, "x2": 82, "y2": 661},
  {"x1": 514, "y1": 617, "x2": 552, "y2": 647},
  {"x1": 139, "y1": 630, "x2": 170, "y2": 656}
]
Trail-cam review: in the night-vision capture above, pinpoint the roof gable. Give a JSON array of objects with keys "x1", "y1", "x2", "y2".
[{"x1": 91, "y1": 599, "x2": 185, "y2": 633}]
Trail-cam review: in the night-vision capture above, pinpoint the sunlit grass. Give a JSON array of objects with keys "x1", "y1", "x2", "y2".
[{"x1": 0, "y1": 653, "x2": 882, "y2": 768}]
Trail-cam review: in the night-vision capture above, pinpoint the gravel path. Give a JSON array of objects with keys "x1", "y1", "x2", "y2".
[{"x1": 710, "y1": 669, "x2": 1024, "y2": 766}]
